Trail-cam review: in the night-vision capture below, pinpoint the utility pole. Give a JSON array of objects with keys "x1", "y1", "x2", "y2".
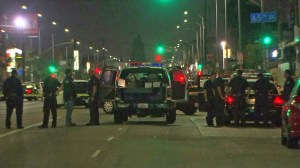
[
  {"x1": 216, "y1": 0, "x2": 219, "y2": 69},
  {"x1": 204, "y1": 0, "x2": 207, "y2": 65},
  {"x1": 51, "y1": 33, "x2": 55, "y2": 63}
]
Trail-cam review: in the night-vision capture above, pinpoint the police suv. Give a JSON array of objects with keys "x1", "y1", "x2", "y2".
[{"x1": 98, "y1": 63, "x2": 188, "y2": 124}]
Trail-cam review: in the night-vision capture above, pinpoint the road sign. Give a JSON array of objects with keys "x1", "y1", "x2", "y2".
[{"x1": 250, "y1": 12, "x2": 277, "y2": 23}]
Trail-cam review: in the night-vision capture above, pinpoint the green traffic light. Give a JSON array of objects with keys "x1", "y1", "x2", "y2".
[
  {"x1": 263, "y1": 36, "x2": 272, "y2": 45},
  {"x1": 48, "y1": 65, "x2": 56, "y2": 73},
  {"x1": 157, "y1": 46, "x2": 165, "y2": 54},
  {"x1": 197, "y1": 64, "x2": 202, "y2": 70}
]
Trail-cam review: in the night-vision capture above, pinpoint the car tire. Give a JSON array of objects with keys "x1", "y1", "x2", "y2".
[
  {"x1": 103, "y1": 101, "x2": 114, "y2": 114},
  {"x1": 166, "y1": 109, "x2": 176, "y2": 124},
  {"x1": 182, "y1": 108, "x2": 197, "y2": 115},
  {"x1": 34, "y1": 97, "x2": 38, "y2": 101},
  {"x1": 287, "y1": 129, "x2": 298, "y2": 149},
  {"x1": 27, "y1": 98, "x2": 33, "y2": 101}
]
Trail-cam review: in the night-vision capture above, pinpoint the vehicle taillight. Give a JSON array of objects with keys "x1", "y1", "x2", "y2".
[
  {"x1": 172, "y1": 71, "x2": 185, "y2": 85},
  {"x1": 26, "y1": 89, "x2": 33, "y2": 94},
  {"x1": 226, "y1": 96, "x2": 234, "y2": 104},
  {"x1": 273, "y1": 96, "x2": 284, "y2": 106}
]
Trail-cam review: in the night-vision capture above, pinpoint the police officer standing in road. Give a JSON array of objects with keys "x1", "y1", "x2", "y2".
[
  {"x1": 2, "y1": 70, "x2": 24, "y2": 129},
  {"x1": 86, "y1": 69, "x2": 100, "y2": 126},
  {"x1": 203, "y1": 72, "x2": 216, "y2": 126},
  {"x1": 228, "y1": 70, "x2": 249, "y2": 126},
  {"x1": 62, "y1": 69, "x2": 77, "y2": 127},
  {"x1": 38, "y1": 73, "x2": 61, "y2": 128},
  {"x1": 282, "y1": 70, "x2": 295, "y2": 102},
  {"x1": 253, "y1": 73, "x2": 271, "y2": 127},
  {"x1": 214, "y1": 71, "x2": 226, "y2": 126}
]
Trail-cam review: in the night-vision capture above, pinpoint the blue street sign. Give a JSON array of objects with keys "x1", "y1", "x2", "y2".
[{"x1": 250, "y1": 12, "x2": 277, "y2": 23}]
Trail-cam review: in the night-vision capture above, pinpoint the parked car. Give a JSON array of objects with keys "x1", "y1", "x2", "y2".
[
  {"x1": 281, "y1": 78, "x2": 300, "y2": 148},
  {"x1": 98, "y1": 65, "x2": 188, "y2": 124},
  {"x1": 22, "y1": 83, "x2": 40, "y2": 101},
  {"x1": 177, "y1": 80, "x2": 199, "y2": 115},
  {"x1": 225, "y1": 78, "x2": 283, "y2": 126},
  {"x1": 57, "y1": 80, "x2": 89, "y2": 108}
]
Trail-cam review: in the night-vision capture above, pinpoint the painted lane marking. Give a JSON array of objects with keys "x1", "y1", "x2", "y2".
[
  {"x1": 107, "y1": 136, "x2": 114, "y2": 141},
  {"x1": 0, "y1": 117, "x2": 62, "y2": 139},
  {"x1": 91, "y1": 150, "x2": 102, "y2": 158}
]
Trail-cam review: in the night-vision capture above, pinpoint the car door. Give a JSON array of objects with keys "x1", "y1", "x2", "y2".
[
  {"x1": 169, "y1": 69, "x2": 188, "y2": 102},
  {"x1": 98, "y1": 68, "x2": 118, "y2": 102}
]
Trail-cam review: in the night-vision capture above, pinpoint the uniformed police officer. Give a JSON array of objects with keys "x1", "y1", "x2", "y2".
[
  {"x1": 253, "y1": 73, "x2": 271, "y2": 127},
  {"x1": 86, "y1": 69, "x2": 100, "y2": 126},
  {"x1": 203, "y1": 72, "x2": 216, "y2": 126},
  {"x1": 228, "y1": 70, "x2": 249, "y2": 126},
  {"x1": 62, "y1": 69, "x2": 77, "y2": 127},
  {"x1": 282, "y1": 70, "x2": 295, "y2": 102},
  {"x1": 214, "y1": 71, "x2": 226, "y2": 126},
  {"x1": 2, "y1": 70, "x2": 24, "y2": 129},
  {"x1": 38, "y1": 73, "x2": 61, "y2": 128}
]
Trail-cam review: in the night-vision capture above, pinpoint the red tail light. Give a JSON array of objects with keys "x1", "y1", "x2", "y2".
[
  {"x1": 226, "y1": 96, "x2": 234, "y2": 104},
  {"x1": 273, "y1": 96, "x2": 284, "y2": 106},
  {"x1": 172, "y1": 71, "x2": 185, "y2": 85},
  {"x1": 26, "y1": 89, "x2": 33, "y2": 94}
]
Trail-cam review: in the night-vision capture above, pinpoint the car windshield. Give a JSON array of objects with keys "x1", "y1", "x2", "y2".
[{"x1": 120, "y1": 68, "x2": 169, "y2": 86}]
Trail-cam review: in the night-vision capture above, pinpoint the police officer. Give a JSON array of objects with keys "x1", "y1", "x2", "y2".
[
  {"x1": 2, "y1": 70, "x2": 24, "y2": 129},
  {"x1": 86, "y1": 69, "x2": 100, "y2": 126},
  {"x1": 228, "y1": 70, "x2": 249, "y2": 126},
  {"x1": 38, "y1": 73, "x2": 61, "y2": 128},
  {"x1": 62, "y1": 69, "x2": 77, "y2": 127},
  {"x1": 214, "y1": 71, "x2": 226, "y2": 126},
  {"x1": 253, "y1": 73, "x2": 271, "y2": 127},
  {"x1": 282, "y1": 70, "x2": 295, "y2": 102},
  {"x1": 203, "y1": 72, "x2": 216, "y2": 126}
]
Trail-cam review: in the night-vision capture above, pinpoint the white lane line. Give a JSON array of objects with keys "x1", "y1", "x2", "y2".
[
  {"x1": 117, "y1": 127, "x2": 123, "y2": 131},
  {"x1": 91, "y1": 150, "x2": 102, "y2": 158},
  {"x1": 107, "y1": 136, "x2": 114, "y2": 141},
  {"x1": 0, "y1": 117, "x2": 62, "y2": 139}
]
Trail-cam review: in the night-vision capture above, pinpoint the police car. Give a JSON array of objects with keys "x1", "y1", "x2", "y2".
[
  {"x1": 22, "y1": 83, "x2": 40, "y2": 101},
  {"x1": 225, "y1": 78, "x2": 283, "y2": 126},
  {"x1": 98, "y1": 63, "x2": 188, "y2": 124},
  {"x1": 57, "y1": 80, "x2": 89, "y2": 108}
]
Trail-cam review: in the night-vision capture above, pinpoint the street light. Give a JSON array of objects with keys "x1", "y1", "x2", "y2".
[
  {"x1": 76, "y1": 41, "x2": 80, "y2": 45},
  {"x1": 220, "y1": 41, "x2": 227, "y2": 70},
  {"x1": 89, "y1": 46, "x2": 93, "y2": 50},
  {"x1": 176, "y1": 25, "x2": 180, "y2": 29},
  {"x1": 21, "y1": 5, "x2": 27, "y2": 10},
  {"x1": 184, "y1": 19, "x2": 188, "y2": 23},
  {"x1": 179, "y1": 40, "x2": 182, "y2": 42},
  {"x1": 184, "y1": 11, "x2": 188, "y2": 15},
  {"x1": 37, "y1": 13, "x2": 42, "y2": 18},
  {"x1": 52, "y1": 21, "x2": 57, "y2": 25},
  {"x1": 14, "y1": 16, "x2": 27, "y2": 28},
  {"x1": 1, "y1": 30, "x2": 5, "y2": 33},
  {"x1": 64, "y1": 28, "x2": 69, "y2": 33}
]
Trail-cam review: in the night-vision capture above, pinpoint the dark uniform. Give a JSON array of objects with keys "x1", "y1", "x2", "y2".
[
  {"x1": 253, "y1": 77, "x2": 270, "y2": 125},
  {"x1": 2, "y1": 74, "x2": 23, "y2": 129},
  {"x1": 87, "y1": 75, "x2": 100, "y2": 125},
  {"x1": 228, "y1": 75, "x2": 249, "y2": 125},
  {"x1": 282, "y1": 76, "x2": 295, "y2": 102},
  {"x1": 63, "y1": 74, "x2": 77, "y2": 126},
  {"x1": 40, "y1": 76, "x2": 61, "y2": 128},
  {"x1": 214, "y1": 77, "x2": 225, "y2": 126},
  {"x1": 204, "y1": 79, "x2": 215, "y2": 126}
]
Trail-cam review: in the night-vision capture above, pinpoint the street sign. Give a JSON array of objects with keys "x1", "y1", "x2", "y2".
[{"x1": 250, "y1": 12, "x2": 277, "y2": 23}]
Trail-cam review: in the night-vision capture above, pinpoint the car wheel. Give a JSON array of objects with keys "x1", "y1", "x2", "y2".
[
  {"x1": 34, "y1": 97, "x2": 38, "y2": 101},
  {"x1": 166, "y1": 109, "x2": 176, "y2": 124},
  {"x1": 281, "y1": 127, "x2": 287, "y2": 145},
  {"x1": 287, "y1": 129, "x2": 298, "y2": 148},
  {"x1": 103, "y1": 101, "x2": 114, "y2": 114},
  {"x1": 27, "y1": 98, "x2": 33, "y2": 101},
  {"x1": 183, "y1": 108, "x2": 197, "y2": 115}
]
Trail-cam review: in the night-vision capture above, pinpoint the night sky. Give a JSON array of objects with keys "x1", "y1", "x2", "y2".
[{"x1": 1, "y1": 0, "x2": 207, "y2": 61}]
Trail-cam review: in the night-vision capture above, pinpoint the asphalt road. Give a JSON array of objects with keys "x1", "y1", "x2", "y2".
[{"x1": 0, "y1": 100, "x2": 299, "y2": 168}]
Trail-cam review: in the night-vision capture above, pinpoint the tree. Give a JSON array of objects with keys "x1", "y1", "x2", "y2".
[{"x1": 130, "y1": 34, "x2": 146, "y2": 62}]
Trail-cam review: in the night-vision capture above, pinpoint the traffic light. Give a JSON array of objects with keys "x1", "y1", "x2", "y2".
[
  {"x1": 197, "y1": 63, "x2": 202, "y2": 70},
  {"x1": 48, "y1": 65, "x2": 57, "y2": 73},
  {"x1": 197, "y1": 71, "x2": 203, "y2": 76},
  {"x1": 156, "y1": 46, "x2": 165, "y2": 54},
  {"x1": 262, "y1": 35, "x2": 272, "y2": 45},
  {"x1": 95, "y1": 68, "x2": 101, "y2": 74},
  {"x1": 155, "y1": 55, "x2": 162, "y2": 62}
]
